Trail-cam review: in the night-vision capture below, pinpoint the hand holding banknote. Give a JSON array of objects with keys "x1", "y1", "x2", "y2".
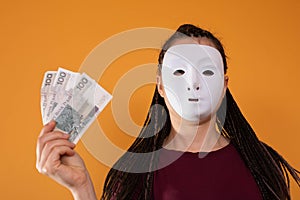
[
  {"x1": 36, "y1": 121, "x2": 97, "y2": 200},
  {"x1": 37, "y1": 68, "x2": 112, "y2": 200},
  {"x1": 40, "y1": 67, "x2": 112, "y2": 144}
]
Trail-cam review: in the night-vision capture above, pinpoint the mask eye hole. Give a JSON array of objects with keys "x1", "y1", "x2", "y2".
[
  {"x1": 173, "y1": 69, "x2": 185, "y2": 76},
  {"x1": 202, "y1": 70, "x2": 214, "y2": 76}
]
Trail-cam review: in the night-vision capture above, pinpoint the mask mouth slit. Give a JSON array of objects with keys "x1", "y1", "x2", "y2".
[{"x1": 188, "y1": 98, "x2": 199, "y2": 102}]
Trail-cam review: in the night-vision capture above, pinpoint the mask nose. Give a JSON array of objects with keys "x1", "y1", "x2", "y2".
[
  {"x1": 187, "y1": 68, "x2": 201, "y2": 92},
  {"x1": 187, "y1": 84, "x2": 200, "y2": 91}
]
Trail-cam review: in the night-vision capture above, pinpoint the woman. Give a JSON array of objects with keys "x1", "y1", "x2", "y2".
[{"x1": 36, "y1": 24, "x2": 300, "y2": 200}]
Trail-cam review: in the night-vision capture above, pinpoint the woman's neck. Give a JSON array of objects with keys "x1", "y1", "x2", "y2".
[{"x1": 163, "y1": 115, "x2": 229, "y2": 153}]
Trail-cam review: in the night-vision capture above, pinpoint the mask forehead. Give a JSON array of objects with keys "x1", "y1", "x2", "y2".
[{"x1": 162, "y1": 44, "x2": 224, "y2": 73}]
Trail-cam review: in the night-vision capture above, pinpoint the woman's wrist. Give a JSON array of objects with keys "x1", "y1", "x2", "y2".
[{"x1": 70, "y1": 173, "x2": 97, "y2": 200}]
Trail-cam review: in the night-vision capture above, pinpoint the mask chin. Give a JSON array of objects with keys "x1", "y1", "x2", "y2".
[{"x1": 179, "y1": 99, "x2": 218, "y2": 123}]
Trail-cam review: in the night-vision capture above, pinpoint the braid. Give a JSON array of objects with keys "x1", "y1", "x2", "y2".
[
  {"x1": 102, "y1": 88, "x2": 171, "y2": 200},
  {"x1": 101, "y1": 24, "x2": 299, "y2": 199},
  {"x1": 218, "y1": 88, "x2": 300, "y2": 199}
]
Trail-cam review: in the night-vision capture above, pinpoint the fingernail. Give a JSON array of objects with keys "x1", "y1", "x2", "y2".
[
  {"x1": 46, "y1": 121, "x2": 55, "y2": 127},
  {"x1": 63, "y1": 133, "x2": 70, "y2": 138}
]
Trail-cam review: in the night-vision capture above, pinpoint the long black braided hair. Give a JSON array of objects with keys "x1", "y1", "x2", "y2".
[{"x1": 101, "y1": 24, "x2": 300, "y2": 200}]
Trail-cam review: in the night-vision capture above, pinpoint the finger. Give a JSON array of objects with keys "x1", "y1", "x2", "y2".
[
  {"x1": 39, "y1": 120, "x2": 56, "y2": 137},
  {"x1": 40, "y1": 145, "x2": 75, "y2": 176},
  {"x1": 37, "y1": 139, "x2": 75, "y2": 173},
  {"x1": 37, "y1": 131, "x2": 70, "y2": 154},
  {"x1": 36, "y1": 134, "x2": 74, "y2": 171},
  {"x1": 40, "y1": 138, "x2": 75, "y2": 166},
  {"x1": 36, "y1": 130, "x2": 69, "y2": 163}
]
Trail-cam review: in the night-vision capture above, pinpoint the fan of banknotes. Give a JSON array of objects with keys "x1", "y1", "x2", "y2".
[{"x1": 40, "y1": 68, "x2": 112, "y2": 144}]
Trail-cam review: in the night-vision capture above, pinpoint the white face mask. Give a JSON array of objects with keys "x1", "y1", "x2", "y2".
[{"x1": 161, "y1": 44, "x2": 224, "y2": 122}]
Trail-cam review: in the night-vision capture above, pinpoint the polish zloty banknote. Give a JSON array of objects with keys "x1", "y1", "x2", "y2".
[
  {"x1": 54, "y1": 73, "x2": 112, "y2": 144},
  {"x1": 41, "y1": 71, "x2": 56, "y2": 124},
  {"x1": 43, "y1": 68, "x2": 79, "y2": 125}
]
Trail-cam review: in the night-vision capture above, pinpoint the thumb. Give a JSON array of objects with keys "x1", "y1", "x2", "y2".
[{"x1": 40, "y1": 120, "x2": 56, "y2": 136}]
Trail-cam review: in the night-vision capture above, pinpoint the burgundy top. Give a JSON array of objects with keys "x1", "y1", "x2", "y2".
[{"x1": 153, "y1": 143, "x2": 263, "y2": 200}]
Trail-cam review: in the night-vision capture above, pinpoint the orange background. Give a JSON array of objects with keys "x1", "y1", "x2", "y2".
[{"x1": 0, "y1": 0, "x2": 299, "y2": 199}]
